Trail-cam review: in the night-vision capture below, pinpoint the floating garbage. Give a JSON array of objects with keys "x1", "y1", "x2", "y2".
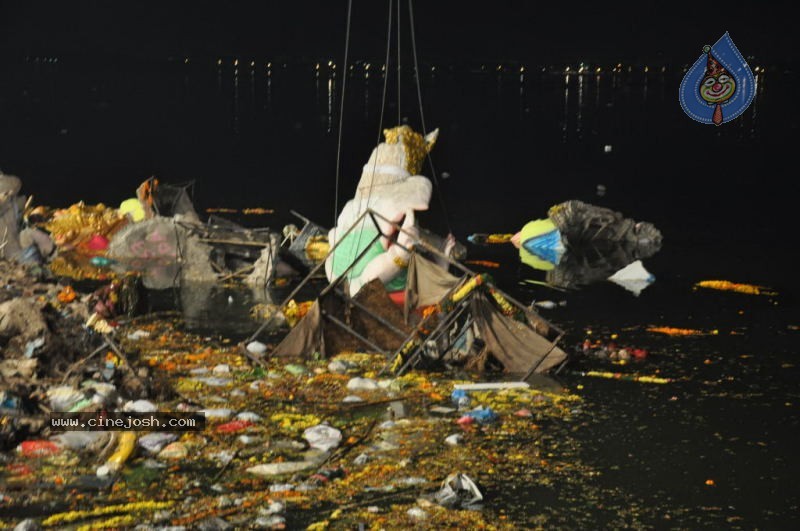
[
  {"x1": 126, "y1": 329, "x2": 150, "y2": 340},
  {"x1": 247, "y1": 461, "x2": 316, "y2": 477},
  {"x1": 346, "y1": 377, "x2": 379, "y2": 391},
  {"x1": 199, "y1": 408, "x2": 234, "y2": 420},
  {"x1": 123, "y1": 399, "x2": 158, "y2": 413},
  {"x1": 428, "y1": 472, "x2": 484, "y2": 508},
  {"x1": 18, "y1": 440, "x2": 62, "y2": 457},
  {"x1": 608, "y1": 260, "x2": 655, "y2": 296},
  {"x1": 406, "y1": 506, "x2": 429, "y2": 520},
  {"x1": 97, "y1": 432, "x2": 137, "y2": 476},
  {"x1": 246, "y1": 341, "x2": 268, "y2": 355},
  {"x1": 46, "y1": 386, "x2": 85, "y2": 412},
  {"x1": 138, "y1": 433, "x2": 178, "y2": 454},
  {"x1": 461, "y1": 406, "x2": 498, "y2": 425},
  {"x1": 52, "y1": 431, "x2": 110, "y2": 452},
  {"x1": 158, "y1": 441, "x2": 189, "y2": 460},
  {"x1": 445, "y1": 434, "x2": 464, "y2": 446},
  {"x1": 451, "y1": 389, "x2": 470, "y2": 408},
  {"x1": 303, "y1": 424, "x2": 342, "y2": 452}
]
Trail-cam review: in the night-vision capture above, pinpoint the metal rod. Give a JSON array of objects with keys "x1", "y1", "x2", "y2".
[
  {"x1": 199, "y1": 238, "x2": 271, "y2": 247},
  {"x1": 246, "y1": 210, "x2": 371, "y2": 344},
  {"x1": 379, "y1": 275, "x2": 467, "y2": 375},
  {"x1": 332, "y1": 287, "x2": 409, "y2": 338},
  {"x1": 522, "y1": 342, "x2": 561, "y2": 381},
  {"x1": 396, "y1": 300, "x2": 469, "y2": 376},
  {"x1": 319, "y1": 232, "x2": 381, "y2": 298},
  {"x1": 322, "y1": 311, "x2": 388, "y2": 356}
]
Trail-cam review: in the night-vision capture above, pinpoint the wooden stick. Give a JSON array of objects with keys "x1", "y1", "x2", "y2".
[
  {"x1": 218, "y1": 265, "x2": 255, "y2": 282},
  {"x1": 199, "y1": 238, "x2": 271, "y2": 248}
]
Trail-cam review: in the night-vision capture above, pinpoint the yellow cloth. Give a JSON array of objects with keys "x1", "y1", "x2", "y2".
[{"x1": 119, "y1": 198, "x2": 145, "y2": 222}]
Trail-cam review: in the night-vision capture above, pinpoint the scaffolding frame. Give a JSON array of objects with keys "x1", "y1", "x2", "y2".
[{"x1": 245, "y1": 209, "x2": 567, "y2": 380}]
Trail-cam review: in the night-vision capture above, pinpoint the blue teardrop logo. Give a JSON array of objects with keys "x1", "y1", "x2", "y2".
[{"x1": 679, "y1": 32, "x2": 755, "y2": 125}]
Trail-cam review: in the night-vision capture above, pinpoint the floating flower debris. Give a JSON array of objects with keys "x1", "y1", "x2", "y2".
[
  {"x1": 646, "y1": 326, "x2": 718, "y2": 336},
  {"x1": 205, "y1": 207, "x2": 275, "y2": 215},
  {"x1": 464, "y1": 259, "x2": 501, "y2": 268},
  {"x1": 579, "y1": 371, "x2": 672, "y2": 384},
  {"x1": 694, "y1": 280, "x2": 778, "y2": 296}
]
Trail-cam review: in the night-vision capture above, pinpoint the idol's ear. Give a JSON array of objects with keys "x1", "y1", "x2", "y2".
[{"x1": 424, "y1": 128, "x2": 439, "y2": 153}]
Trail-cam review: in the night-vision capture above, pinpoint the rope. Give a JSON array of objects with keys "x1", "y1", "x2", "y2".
[
  {"x1": 333, "y1": 0, "x2": 353, "y2": 226},
  {"x1": 408, "y1": 0, "x2": 452, "y2": 233},
  {"x1": 396, "y1": 0, "x2": 402, "y2": 125},
  {"x1": 335, "y1": 0, "x2": 394, "y2": 283}
]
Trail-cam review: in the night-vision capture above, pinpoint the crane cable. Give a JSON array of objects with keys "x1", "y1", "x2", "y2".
[
  {"x1": 408, "y1": 0, "x2": 452, "y2": 234},
  {"x1": 333, "y1": 0, "x2": 353, "y2": 226}
]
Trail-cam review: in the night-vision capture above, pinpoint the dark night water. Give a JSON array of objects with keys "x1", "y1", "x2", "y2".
[{"x1": 2, "y1": 59, "x2": 798, "y2": 528}]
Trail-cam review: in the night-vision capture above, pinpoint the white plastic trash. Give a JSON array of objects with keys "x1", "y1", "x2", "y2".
[
  {"x1": 123, "y1": 399, "x2": 158, "y2": 413},
  {"x1": 346, "y1": 377, "x2": 379, "y2": 391},
  {"x1": 246, "y1": 341, "x2": 268, "y2": 355},
  {"x1": 247, "y1": 461, "x2": 315, "y2": 476},
  {"x1": 303, "y1": 424, "x2": 342, "y2": 452}
]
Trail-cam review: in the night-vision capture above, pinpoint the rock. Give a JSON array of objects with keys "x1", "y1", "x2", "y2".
[
  {"x1": 236, "y1": 411, "x2": 261, "y2": 422},
  {"x1": 353, "y1": 453, "x2": 369, "y2": 465}
]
